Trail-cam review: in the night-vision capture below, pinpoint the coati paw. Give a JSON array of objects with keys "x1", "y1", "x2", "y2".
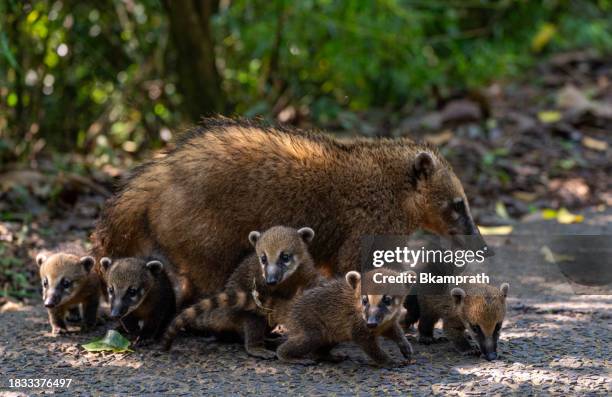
[
  {"x1": 399, "y1": 344, "x2": 413, "y2": 359},
  {"x1": 318, "y1": 353, "x2": 348, "y2": 363},
  {"x1": 417, "y1": 335, "x2": 435, "y2": 345},
  {"x1": 51, "y1": 327, "x2": 68, "y2": 336},
  {"x1": 459, "y1": 347, "x2": 481, "y2": 357},
  {"x1": 246, "y1": 347, "x2": 277, "y2": 360},
  {"x1": 281, "y1": 358, "x2": 318, "y2": 366}
]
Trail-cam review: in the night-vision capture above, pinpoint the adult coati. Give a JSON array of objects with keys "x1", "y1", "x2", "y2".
[
  {"x1": 101, "y1": 257, "x2": 176, "y2": 344},
  {"x1": 277, "y1": 269, "x2": 413, "y2": 367},
  {"x1": 162, "y1": 226, "x2": 321, "y2": 359},
  {"x1": 37, "y1": 252, "x2": 101, "y2": 335},
  {"x1": 92, "y1": 118, "x2": 489, "y2": 302}
]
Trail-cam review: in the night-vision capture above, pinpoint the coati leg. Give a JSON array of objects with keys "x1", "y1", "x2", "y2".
[
  {"x1": 385, "y1": 322, "x2": 413, "y2": 359},
  {"x1": 82, "y1": 294, "x2": 99, "y2": 331},
  {"x1": 417, "y1": 313, "x2": 439, "y2": 344},
  {"x1": 403, "y1": 295, "x2": 420, "y2": 329},
  {"x1": 276, "y1": 334, "x2": 322, "y2": 366},
  {"x1": 243, "y1": 313, "x2": 275, "y2": 359},
  {"x1": 48, "y1": 308, "x2": 68, "y2": 335},
  {"x1": 352, "y1": 329, "x2": 397, "y2": 368},
  {"x1": 314, "y1": 344, "x2": 346, "y2": 363},
  {"x1": 117, "y1": 314, "x2": 141, "y2": 336},
  {"x1": 66, "y1": 307, "x2": 82, "y2": 323},
  {"x1": 443, "y1": 318, "x2": 478, "y2": 356}
]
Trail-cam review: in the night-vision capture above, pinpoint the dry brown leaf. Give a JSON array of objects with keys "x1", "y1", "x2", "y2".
[
  {"x1": 581, "y1": 136, "x2": 608, "y2": 152},
  {"x1": 424, "y1": 130, "x2": 454, "y2": 146}
]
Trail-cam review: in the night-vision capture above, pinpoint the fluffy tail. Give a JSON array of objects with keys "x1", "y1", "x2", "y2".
[{"x1": 162, "y1": 289, "x2": 252, "y2": 350}]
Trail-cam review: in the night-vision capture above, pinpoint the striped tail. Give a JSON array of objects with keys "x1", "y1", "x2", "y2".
[{"x1": 162, "y1": 289, "x2": 251, "y2": 350}]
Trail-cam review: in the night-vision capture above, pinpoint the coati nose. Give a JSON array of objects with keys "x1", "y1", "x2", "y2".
[
  {"x1": 485, "y1": 352, "x2": 497, "y2": 361},
  {"x1": 44, "y1": 300, "x2": 56, "y2": 308},
  {"x1": 366, "y1": 319, "x2": 379, "y2": 328},
  {"x1": 265, "y1": 278, "x2": 278, "y2": 286},
  {"x1": 110, "y1": 308, "x2": 123, "y2": 319}
]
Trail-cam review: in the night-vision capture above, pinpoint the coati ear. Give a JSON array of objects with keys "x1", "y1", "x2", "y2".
[
  {"x1": 345, "y1": 271, "x2": 361, "y2": 290},
  {"x1": 80, "y1": 256, "x2": 95, "y2": 273},
  {"x1": 414, "y1": 152, "x2": 435, "y2": 180},
  {"x1": 146, "y1": 260, "x2": 163, "y2": 275},
  {"x1": 297, "y1": 227, "x2": 315, "y2": 244},
  {"x1": 450, "y1": 287, "x2": 466, "y2": 306},
  {"x1": 36, "y1": 253, "x2": 47, "y2": 267},
  {"x1": 500, "y1": 283, "x2": 509, "y2": 298},
  {"x1": 248, "y1": 231, "x2": 261, "y2": 247},
  {"x1": 100, "y1": 257, "x2": 113, "y2": 272}
]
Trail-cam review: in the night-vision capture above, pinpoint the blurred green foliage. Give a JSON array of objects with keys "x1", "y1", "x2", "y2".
[{"x1": 1, "y1": 0, "x2": 611, "y2": 165}]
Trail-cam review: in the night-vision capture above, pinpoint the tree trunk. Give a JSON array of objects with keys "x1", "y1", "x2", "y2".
[{"x1": 164, "y1": 0, "x2": 224, "y2": 120}]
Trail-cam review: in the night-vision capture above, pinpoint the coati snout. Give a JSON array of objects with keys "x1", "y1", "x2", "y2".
[
  {"x1": 249, "y1": 226, "x2": 315, "y2": 286},
  {"x1": 37, "y1": 253, "x2": 95, "y2": 308},
  {"x1": 101, "y1": 257, "x2": 163, "y2": 319},
  {"x1": 451, "y1": 283, "x2": 509, "y2": 361}
]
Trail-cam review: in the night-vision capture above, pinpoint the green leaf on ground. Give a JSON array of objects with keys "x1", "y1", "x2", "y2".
[{"x1": 82, "y1": 330, "x2": 132, "y2": 353}]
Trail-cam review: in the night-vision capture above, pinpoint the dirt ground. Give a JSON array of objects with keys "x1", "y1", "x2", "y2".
[{"x1": 1, "y1": 210, "x2": 610, "y2": 396}]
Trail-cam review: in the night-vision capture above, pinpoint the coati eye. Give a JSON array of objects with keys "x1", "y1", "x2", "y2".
[
  {"x1": 382, "y1": 295, "x2": 393, "y2": 306},
  {"x1": 260, "y1": 254, "x2": 267, "y2": 265},
  {"x1": 361, "y1": 296, "x2": 368, "y2": 305},
  {"x1": 470, "y1": 324, "x2": 482, "y2": 334},
  {"x1": 61, "y1": 279, "x2": 72, "y2": 288},
  {"x1": 452, "y1": 198, "x2": 465, "y2": 213},
  {"x1": 42, "y1": 279, "x2": 48, "y2": 288},
  {"x1": 280, "y1": 252, "x2": 292, "y2": 263},
  {"x1": 127, "y1": 287, "x2": 138, "y2": 297},
  {"x1": 108, "y1": 286, "x2": 114, "y2": 295}
]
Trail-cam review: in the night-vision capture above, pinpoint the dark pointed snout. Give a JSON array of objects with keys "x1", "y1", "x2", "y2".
[
  {"x1": 366, "y1": 316, "x2": 379, "y2": 329},
  {"x1": 110, "y1": 304, "x2": 125, "y2": 319},
  {"x1": 484, "y1": 352, "x2": 497, "y2": 361},
  {"x1": 265, "y1": 264, "x2": 282, "y2": 286},
  {"x1": 44, "y1": 294, "x2": 61, "y2": 308}
]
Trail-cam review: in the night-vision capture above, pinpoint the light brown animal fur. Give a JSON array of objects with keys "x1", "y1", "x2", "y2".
[
  {"x1": 162, "y1": 226, "x2": 321, "y2": 359},
  {"x1": 37, "y1": 252, "x2": 101, "y2": 335},
  {"x1": 92, "y1": 118, "x2": 487, "y2": 303},
  {"x1": 102, "y1": 257, "x2": 176, "y2": 344},
  {"x1": 411, "y1": 282, "x2": 508, "y2": 361},
  {"x1": 277, "y1": 269, "x2": 412, "y2": 367}
]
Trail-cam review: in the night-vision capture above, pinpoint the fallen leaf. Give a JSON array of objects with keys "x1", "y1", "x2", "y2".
[
  {"x1": 532, "y1": 23, "x2": 556, "y2": 52},
  {"x1": 495, "y1": 201, "x2": 510, "y2": 220},
  {"x1": 540, "y1": 246, "x2": 575, "y2": 263},
  {"x1": 581, "y1": 136, "x2": 608, "y2": 152},
  {"x1": 538, "y1": 111, "x2": 562, "y2": 123},
  {"x1": 478, "y1": 225, "x2": 513, "y2": 235},
  {"x1": 556, "y1": 85, "x2": 591, "y2": 113},
  {"x1": 82, "y1": 330, "x2": 132, "y2": 353},
  {"x1": 424, "y1": 129, "x2": 454, "y2": 146},
  {"x1": 556, "y1": 208, "x2": 584, "y2": 224},
  {"x1": 512, "y1": 191, "x2": 538, "y2": 202},
  {"x1": 541, "y1": 208, "x2": 584, "y2": 224}
]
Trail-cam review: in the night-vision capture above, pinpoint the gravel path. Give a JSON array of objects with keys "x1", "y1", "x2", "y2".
[{"x1": 1, "y1": 211, "x2": 610, "y2": 396}]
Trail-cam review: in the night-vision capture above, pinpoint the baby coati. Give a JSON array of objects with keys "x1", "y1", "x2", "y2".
[
  {"x1": 37, "y1": 252, "x2": 101, "y2": 335},
  {"x1": 410, "y1": 282, "x2": 509, "y2": 361},
  {"x1": 101, "y1": 257, "x2": 176, "y2": 344},
  {"x1": 162, "y1": 226, "x2": 321, "y2": 359},
  {"x1": 276, "y1": 268, "x2": 413, "y2": 367}
]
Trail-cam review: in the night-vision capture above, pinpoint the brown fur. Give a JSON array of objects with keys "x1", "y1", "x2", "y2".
[
  {"x1": 92, "y1": 118, "x2": 486, "y2": 302},
  {"x1": 277, "y1": 269, "x2": 412, "y2": 367},
  {"x1": 410, "y1": 282, "x2": 508, "y2": 361},
  {"x1": 162, "y1": 226, "x2": 321, "y2": 359},
  {"x1": 37, "y1": 252, "x2": 101, "y2": 334},
  {"x1": 102, "y1": 257, "x2": 176, "y2": 343}
]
